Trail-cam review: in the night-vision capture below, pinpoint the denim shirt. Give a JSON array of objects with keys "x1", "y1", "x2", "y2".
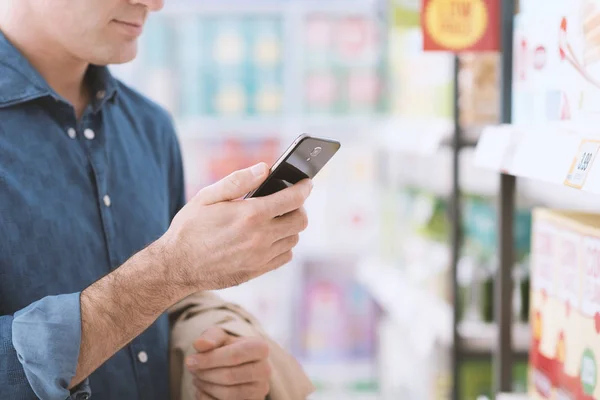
[{"x1": 0, "y1": 31, "x2": 185, "y2": 399}]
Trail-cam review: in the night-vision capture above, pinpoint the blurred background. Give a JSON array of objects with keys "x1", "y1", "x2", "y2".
[{"x1": 109, "y1": 0, "x2": 600, "y2": 399}]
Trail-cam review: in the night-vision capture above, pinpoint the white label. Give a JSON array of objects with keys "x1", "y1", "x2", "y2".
[{"x1": 565, "y1": 140, "x2": 600, "y2": 189}]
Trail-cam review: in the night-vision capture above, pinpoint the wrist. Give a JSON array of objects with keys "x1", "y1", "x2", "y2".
[{"x1": 151, "y1": 232, "x2": 205, "y2": 295}]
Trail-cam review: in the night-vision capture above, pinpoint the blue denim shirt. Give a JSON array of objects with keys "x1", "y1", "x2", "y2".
[{"x1": 0, "y1": 31, "x2": 185, "y2": 399}]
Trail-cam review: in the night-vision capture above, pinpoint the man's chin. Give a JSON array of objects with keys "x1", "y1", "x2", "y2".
[{"x1": 92, "y1": 43, "x2": 138, "y2": 66}]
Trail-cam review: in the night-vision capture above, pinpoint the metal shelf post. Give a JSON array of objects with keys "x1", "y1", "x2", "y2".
[{"x1": 495, "y1": 0, "x2": 516, "y2": 393}]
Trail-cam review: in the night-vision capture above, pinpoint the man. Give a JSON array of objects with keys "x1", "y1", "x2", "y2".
[{"x1": 0, "y1": 0, "x2": 312, "y2": 399}]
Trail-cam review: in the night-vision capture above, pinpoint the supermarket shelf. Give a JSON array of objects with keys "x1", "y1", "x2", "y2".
[
  {"x1": 379, "y1": 117, "x2": 453, "y2": 156},
  {"x1": 302, "y1": 360, "x2": 378, "y2": 399},
  {"x1": 357, "y1": 259, "x2": 453, "y2": 348},
  {"x1": 496, "y1": 394, "x2": 531, "y2": 400},
  {"x1": 474, "y1": 123, "x2": 600, "y2": 195},
  {"x1": 458, "y1": 321, "x2": 530, "y2": 354},
  {"x1": 388, "y1": 146, "x2": 499, "y2": 197},
  {"x1": 175, "y1": 117, "x2": 289, "y2": 139}
]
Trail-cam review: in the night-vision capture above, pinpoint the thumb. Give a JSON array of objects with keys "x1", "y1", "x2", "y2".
[
  {"x1": 192, "y1": 327, "x2": 231, "y2": 353},
  {"x1": 196, "y1": 163, "x2": 269, "y2": 205}
]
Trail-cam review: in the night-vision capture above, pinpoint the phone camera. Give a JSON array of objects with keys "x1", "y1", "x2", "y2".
[{"x1": 310, "y1": 147, "x2": 322, "y2": 157}]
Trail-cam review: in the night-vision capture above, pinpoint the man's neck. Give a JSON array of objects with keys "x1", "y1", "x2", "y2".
[{"x1": 0, "y1": 4, "x2": 90, "y2": 118}]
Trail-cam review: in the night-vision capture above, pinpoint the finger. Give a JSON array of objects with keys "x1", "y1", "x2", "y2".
[
  {"x1": 192, "y1": 327, "x2": 233, "y2": 353},
  {"x1": 195, "y1": 360, "x2": 271, "y2": 385},
  {"x1": 187, "y1": 337, "x2": 270, "y2": 371},
  {"x1": 269, "y1": 207, "x2": 308, "y2": 241},
  {"x1": 194, "y1": 379, "x2": 270, "y2": 400},
  {"x1": 270, "y1": 235, "x2": 299, "y2": 259},
  {"x1": 259, "y1": 179, "x2": 312, "y2": 218},
  {"x1": 196, "y1": 163, "x2": 269, "y2": 205},
  {"x1": 195, "y1": 390, "x2": 218, "y2": 400},
  {"x1": 261, "y1": 250, "x2": 294, "y2": 275}
]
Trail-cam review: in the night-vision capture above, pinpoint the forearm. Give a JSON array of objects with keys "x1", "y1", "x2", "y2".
[{"x1": 70, "y1": 240, "x2": 195, "y2": 388}]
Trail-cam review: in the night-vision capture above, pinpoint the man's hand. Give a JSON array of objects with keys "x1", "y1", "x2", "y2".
[
  {"x1": 159, "y1": 162, "x2": 312, "y2": 292},
  {"x1": 186, "y1": 327, "x2": 272, "y2": 400}
]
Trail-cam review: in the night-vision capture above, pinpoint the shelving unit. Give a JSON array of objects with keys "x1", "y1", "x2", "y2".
[{"x1": 114, "y1": 0, "x2": 570, "y2": 398}]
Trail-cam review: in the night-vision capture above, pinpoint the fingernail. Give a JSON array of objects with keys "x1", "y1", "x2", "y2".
[{"x1": 251, "y1": 163, "x2": 266, "y2": 177}]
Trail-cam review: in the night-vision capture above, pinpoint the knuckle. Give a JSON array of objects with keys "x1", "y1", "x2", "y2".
[
  {"x1": 241, "y1": 205, "x2": 260, "y2": 226},
  {"x1": 226, "y1": 367, "x2": 239, "y2": 384},
  {"x1": 294, "y1": 190, "x2": 306, "y2": 205},
  {"x1": 247, "y1": 231, "x2": 264, "y2": 251},
  {"x1": 282, "y1": 250, "x2": 293, "y2": 264},
  {"x1": 227, "y1": 171, "x2": 243, "y2": 189},
  {"x1": 259, "y1": 381, "x2": 271, "y2": 396},
  {"x1": 288, "y1": 234, "x2": 300, "y2": 248},
  {"x1": 299, "y1": 211, "x2": 309, "y2": 231},
  {"x1": 261, "y1": 360, "x2": 272, "y2": 377},
  {"x1": 260, "y1": 341, "x2": 271, "y2": 358}
]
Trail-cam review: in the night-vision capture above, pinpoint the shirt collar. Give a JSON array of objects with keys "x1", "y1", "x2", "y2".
[{"x1": 0, "y1": 30, "x2": 119, "y2": 110}]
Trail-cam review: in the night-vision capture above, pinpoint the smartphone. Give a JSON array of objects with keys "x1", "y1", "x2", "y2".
[{"x1": 244, "y1": 134, "x2": 341, "y2": 198}]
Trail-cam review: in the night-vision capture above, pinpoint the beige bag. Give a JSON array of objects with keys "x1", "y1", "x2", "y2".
[{"x1": 169, "y1": 291, "x2": 314, "y2": 400}]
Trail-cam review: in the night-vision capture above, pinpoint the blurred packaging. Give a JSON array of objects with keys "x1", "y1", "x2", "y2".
[
  {"x1": 459, "y1": 195, "x2": 532, "y2": 324},
  {"x1": 529, "y1": 209, "x2": 600, "y2": 399},
  {"x1": 304, "y1": 14, "x2": 387, "y2": 115},
  {"x1": 293, "y1": 258, "x2": 379, "y2": 395},
  {"x1": 458, "y1": 54, "x2": 501, "y2": 132},
  {"x1": 180, "y1": 135, "x2": 281, "y2": 201},
  {"x1": 459, "y1": 359, "x2": 528, "y2": 400}
]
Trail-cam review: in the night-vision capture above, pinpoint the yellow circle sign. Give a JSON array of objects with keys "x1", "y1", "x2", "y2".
[{"x1": 424, "y1": 0, "x2": 488, "y2": 50}]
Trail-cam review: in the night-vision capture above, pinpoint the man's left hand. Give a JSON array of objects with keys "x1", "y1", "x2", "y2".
[{"x1": 186, "y1": 327, "x2": 271, "y2": 400}]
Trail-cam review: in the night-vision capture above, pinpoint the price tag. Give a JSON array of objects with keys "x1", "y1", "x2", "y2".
[{"x1": 564, "y1": 140, "x2": 600, "y2": 189}]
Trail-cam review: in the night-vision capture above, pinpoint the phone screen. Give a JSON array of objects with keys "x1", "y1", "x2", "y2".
[{"x1": 246, "y1": 136, "x2": 340, "y2": 198}]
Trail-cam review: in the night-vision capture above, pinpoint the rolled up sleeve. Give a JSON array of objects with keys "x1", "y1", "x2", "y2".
[{"x1": 11, "y1": 293, "x2": 91, "y2": 400}]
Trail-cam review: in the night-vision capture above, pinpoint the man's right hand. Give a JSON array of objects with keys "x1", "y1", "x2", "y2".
[{"x1": 159, "y1": 162, "x2": 312, "y2": 291}]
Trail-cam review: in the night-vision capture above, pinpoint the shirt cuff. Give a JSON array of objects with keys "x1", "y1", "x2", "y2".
[{"x1": 12, "y1": 293, "x2": 87, "y2": 400}]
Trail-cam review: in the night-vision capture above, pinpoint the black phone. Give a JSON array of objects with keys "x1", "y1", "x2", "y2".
[{"x1": 244, "y1": 134, "x2": 341, "y2": 198}]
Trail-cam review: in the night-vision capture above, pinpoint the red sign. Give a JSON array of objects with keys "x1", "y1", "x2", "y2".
[{"x1": 422, "y1": 0, "x2": 500, "y2": 52}]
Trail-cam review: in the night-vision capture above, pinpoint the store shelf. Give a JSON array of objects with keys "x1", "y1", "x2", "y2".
[
  {"x1": 496, "y1": 394, "x2": 531, "y2": 400},
  {"x1": 474, "y1": 123, "x2": 600, "y2": 195},
  {"x1": 175, "y1": 117, "x2": 289, "y2": 139},
  {"x1": 357, "y1": 260, "x2": 453, "y2": 349},
  {"x1": 387, "y1": 146, "x2": 499, "y2": 197},
  {"x1": 378, "y1": 117, "x2": 453, "y2": 156},
  {"x1": 458, "y1": 320, "x2": 531, "y2": 354}
]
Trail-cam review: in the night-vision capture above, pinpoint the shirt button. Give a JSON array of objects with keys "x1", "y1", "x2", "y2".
[
  {"x1": 138, "y1": 351, "x2": 148, "y2": 363},
  {"x1": 77, "y1": 394, "x2": 90, "y2": 400},
  {"x1": 67, "y1": 128, "x2": 77, "y2": 139},
  {"x1": 103, "y1": 195, "x2": 111, "y2": 207},
  {"x1": 96, "y1": 90, "x2": 106, "y2": 100},
  {"x1": 84, "y1": 129, "x2": 95, "y2": 140}
]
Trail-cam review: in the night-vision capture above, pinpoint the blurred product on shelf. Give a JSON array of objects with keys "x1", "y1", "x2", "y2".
[
  {"x1": 459, "y1": 195, "x2": 532, "y2": 324},
  {"x1": 529, "y1": 209, "x2": 600, "y2": 399},
  {"x1": 198, "y1": 16, "x2": 285, "y2": 116},
  {"x1": 460, "y1": 359, "x2": 528, "y2": 400},
  {"x1": 132, "y1": 13, "x2": 285, "y2": 118},
  {"x1": 388, "y1": 1, "x2": 454, "y2": 119},
  {"x1": 304, "y1": 13, "x2": 386, "y2": 115},
  {"x1": 180, "y1": 135, "x2": 281, "y2": 201},
  {"x1": 294, "y1": 258, "x2": 379, "y2": 396},
  {"x1": 458, "y1": 53, "x2": 501, "y2": 136}
]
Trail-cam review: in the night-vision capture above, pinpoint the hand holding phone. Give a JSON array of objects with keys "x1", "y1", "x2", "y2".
[{"x1": 245, "y1": 134, "x2": 341, "y2": 199}]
